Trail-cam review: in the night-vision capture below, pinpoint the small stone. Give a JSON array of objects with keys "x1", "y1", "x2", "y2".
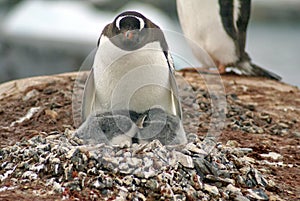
[
  {"x1": 123, "y1": 152, "x2": 132, "y2": 158},
  {"x1": 115, "y1": 191, "x2": 128, "y2": 201},
  {"x1": 170, "y1": 151, "x2": 194, "y2": 168},
  {"x1": 216, "y1": 142, "x2": 223, "y2": 150},
  {"x1": 29, "y1": 164, "x2": 45, "y2": 173},
  {"x1": 64, "y1": 180, "x2": 81, "y2": 191},
  {"x1": 185, "y1": 143, "x2": 207, "y2": 155},
  {"x1": 173, "y1": 194, "x2": 186, "y2": 201},
  {"x1": 23, "y1": 89, "x2": 40, "y2": 101},
  {"x1": 104, "y1": 177, "x2": 113, "y2": 188},
  {"x1": 204, "y1": 184, "x2": 219, "y2": 196},
  {"x1": 122, "y1": 175, "x2": 133, "y2": 186},
  {"x1": 256, "y1": 127, "x2": 264, "y2": 134},
  {"x1": 194, "y1": 158, "x2": 211, "y2": 176},
  {"x1": 133, "y1": 178, "x2": 140, "y2": 186},
  {"x1": 181, "y1": 148, "x2": 192, "y2": 155},
  {"x1": 236, "y1": 175, "x2": 246, "y2": 186},
  {"x1": 119, "y1": 163, "x2": 130, "y2": 172},
  {"x1": 191, "y1": 174, "x2": 203, "y2": 190},
  {"x1": 226, "y1": 140, "x2": 240, "y2": 147},
  {"x1": 45, "y1": 109, "x2": 58, "y2": 120},
  {"x1": 53, "y1": 181, "x2": 63, "y2": 193},
  {"x1": 226, "y1": 184, "x2": 241, "y2": 193},
  {"x1": 22, "y1": 171, "x2": 38, "y2": 180},
  {"x1": 143, "y1": 168, "x2": 156, "y2": 179},
  {"x1": 241, "y1": 156, "x2": 256, "y2": 164},
  {"x1": 266, "y1": 179, "x2": 276, "y2": 189},
  {"x1": 259, "y1": 113, "x2": 272, "y2": 123},
  {"x1": 253, "y1": 169, "x2": 268, "y2": 187},
  {"x1": 192, "y1": 103, "x2": 200, "y2": 110},
  {"x1": 278, "y1": 122, "x2": 289, "y2": 129},
  {"x1": 92, "y1": 179, "x2": 104, "y2": 189},
  {"x1": 184, "y1": 184, "x2": 197, "y2": 200},
  {"x1": 133, "y1": 191, "x2": 147, "y2": 201},
  {"x1": 205, "y1": 175, "x2": 235, "y2": 185},
  {"x1": 65, "y1": 148, "x2": 79, "y2": 159},
  {"x1": 234, "y1": 194, "x2": 251, "y2": 201},
  {"x1": 145, "y1": 179, "x2": 159, "y2": 190},
  {"x1": 133, "y1": 167, "x2": 156, "y2": 179},
  {"x1": 268, "y1": 194, "x2": 285, "y2": 201},
  {"x1": 114, "y1": 177, "x2": 123, "y2": 185},
  {"x1": 293, "y1": 131, "x2": 300, "y2": 138},
  {"x1": 143, "y1": 157, "x2": 153, "y2": 168},
  {"x1": 126, "y1": 157, "x2": 142, "y2": 167},
  {"x1": 260, "y1": 152, "x2": 283, "y2": 160},
  {"x1": 246, "y1": 189, "x2": 269, "y2": 200},
  {"x1": 103, "y1": 157, "x2": 122, "y2": 166},
  {"x1": 160, "y1": 184, "x2": 175, "y2": 198}
]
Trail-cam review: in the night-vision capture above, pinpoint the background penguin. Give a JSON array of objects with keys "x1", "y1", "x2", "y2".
[
  {"x1": 176, "y1": 0, "x2": 281, "y2": 80},
  {"x1": 78, "y1": 11, "x2": 187, "y2": 145}
]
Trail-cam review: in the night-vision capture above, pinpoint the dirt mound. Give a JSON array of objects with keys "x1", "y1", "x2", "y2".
[{"x1": 0, "y1": 71, "x2": 299, "y2": 200}]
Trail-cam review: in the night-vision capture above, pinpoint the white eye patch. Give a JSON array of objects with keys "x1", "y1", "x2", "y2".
[{"x1": 115, "y1": 15, "x2": 145, "y2": 31}]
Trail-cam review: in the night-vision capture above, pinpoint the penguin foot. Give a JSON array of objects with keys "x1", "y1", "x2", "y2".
[
  {"x1": 218, "y1": 64, "x2": 226, "y2": 74},
  {"x1": 236, "y1": 61, "x2": 282, "y2": 81}
]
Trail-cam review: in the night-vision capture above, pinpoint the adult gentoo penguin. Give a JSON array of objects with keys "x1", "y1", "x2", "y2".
[
  {"x1": 78, "y1": 11, "x2": 187, "y2": 145},
  {"x1": 176, "y1": 0, "x2": 281, "y2": 80}
]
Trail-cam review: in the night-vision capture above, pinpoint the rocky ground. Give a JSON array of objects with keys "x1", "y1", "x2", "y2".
[{"x1": 0, "y1": 71, "x2": 299, "y2": 200}]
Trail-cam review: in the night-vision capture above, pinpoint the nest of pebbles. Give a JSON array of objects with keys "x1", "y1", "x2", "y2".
[
  {"x1": 1, "y1": 72, "x2": 297, "y2": 199},
  {"x1": 0, "y1": 129, "x2": 270, "y2": 200}
]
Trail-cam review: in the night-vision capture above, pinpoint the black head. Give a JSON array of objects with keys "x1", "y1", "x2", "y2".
[
  {"x1": 100, "y1": 11, "x2": 167, "y2": 51},
  {"x1": 115, "y1": 11, "x2": 146, "y2": 32}
]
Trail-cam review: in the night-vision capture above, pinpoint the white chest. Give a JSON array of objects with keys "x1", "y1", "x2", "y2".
[
  {"x1": 92, "y1": 37, "x2": 175, "y2": 114},
  {"x1": 177, "y1": 0, "x2": 239, "y2": 64}
]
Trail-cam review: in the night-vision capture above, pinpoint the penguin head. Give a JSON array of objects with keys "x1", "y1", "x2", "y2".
[{"x1": 99, "y1": 11, "x2": 166, "y2": 51}]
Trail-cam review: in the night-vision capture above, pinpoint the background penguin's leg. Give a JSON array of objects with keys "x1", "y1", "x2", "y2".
[{"x1": 237, "y1": 59, "x2": 282, "y2": 80}]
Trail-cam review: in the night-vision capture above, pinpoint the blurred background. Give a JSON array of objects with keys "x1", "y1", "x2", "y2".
[{"x1": 0, "y1": 0, "x2": 299, "y2": 86}]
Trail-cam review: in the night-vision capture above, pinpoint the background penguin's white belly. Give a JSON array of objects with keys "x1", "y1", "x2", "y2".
[
  {"x1": 93, "y1": 38, "x2": 175, "y2": 114},
  {"x1": 177, "y1": 0, "x2": 238, "y2": 65}
]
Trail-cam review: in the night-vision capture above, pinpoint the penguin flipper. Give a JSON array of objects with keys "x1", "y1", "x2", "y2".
[
  {"x1": 81, "y1": 68, "x2": 96, "y2": 123},
  {"x1": 164, "y1": 51, "x2": 183, "y2": 119},
  {"x1": 236, "y1": 0, "x2": 251, "y2": 55},
  {"x1": 218, "y1": 0, "x2": 238, "y2": 42},
  {"x1": 169, "y1": 70, "x2": 183, "y2": 119}
]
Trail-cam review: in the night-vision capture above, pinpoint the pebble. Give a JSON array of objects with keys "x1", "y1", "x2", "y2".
[
  {"x1": 293, "y1": 131, "x2": 300, "y2": 138},
  {"x1": 246, "y1": 189, "x2": 269, "y2": 200},
  {"x1": 234, "y1": 194, "x2": 251, "y2": 201},
  {"x1": 22, "y1": 171, "x2": 38, "y2": 180},
  {"x1": 122, "y1": 175, "x2": 133, "y2": 186},
  {"x1": 226, "y1": 184, "x2": 240, "y2": 193},
  {"x1": 22, "y1": 89, "x2": 40, "y2": 101},
  {"x1": 204, "y1": 183, "x2": 219, "y2": 196},
  {"x1": 0, "y1": 131, "x2": 271, "y2": 200},
  {"x1": 170, "y1": 151, "x2": 194, "y2": 168},
  {"x1": 260, "y1": 152, "x2": 283, "y2": 160},
  {"x1": 185, "y1": 142, "x2": 208, "y2": 155},
  {"x1": 127, "y1": 157, "x2": 143, "y2": 167}
]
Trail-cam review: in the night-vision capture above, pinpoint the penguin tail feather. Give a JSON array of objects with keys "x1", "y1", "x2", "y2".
[{"x1": 236, "y1": 60, "x2": 281, "y2": 81}]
